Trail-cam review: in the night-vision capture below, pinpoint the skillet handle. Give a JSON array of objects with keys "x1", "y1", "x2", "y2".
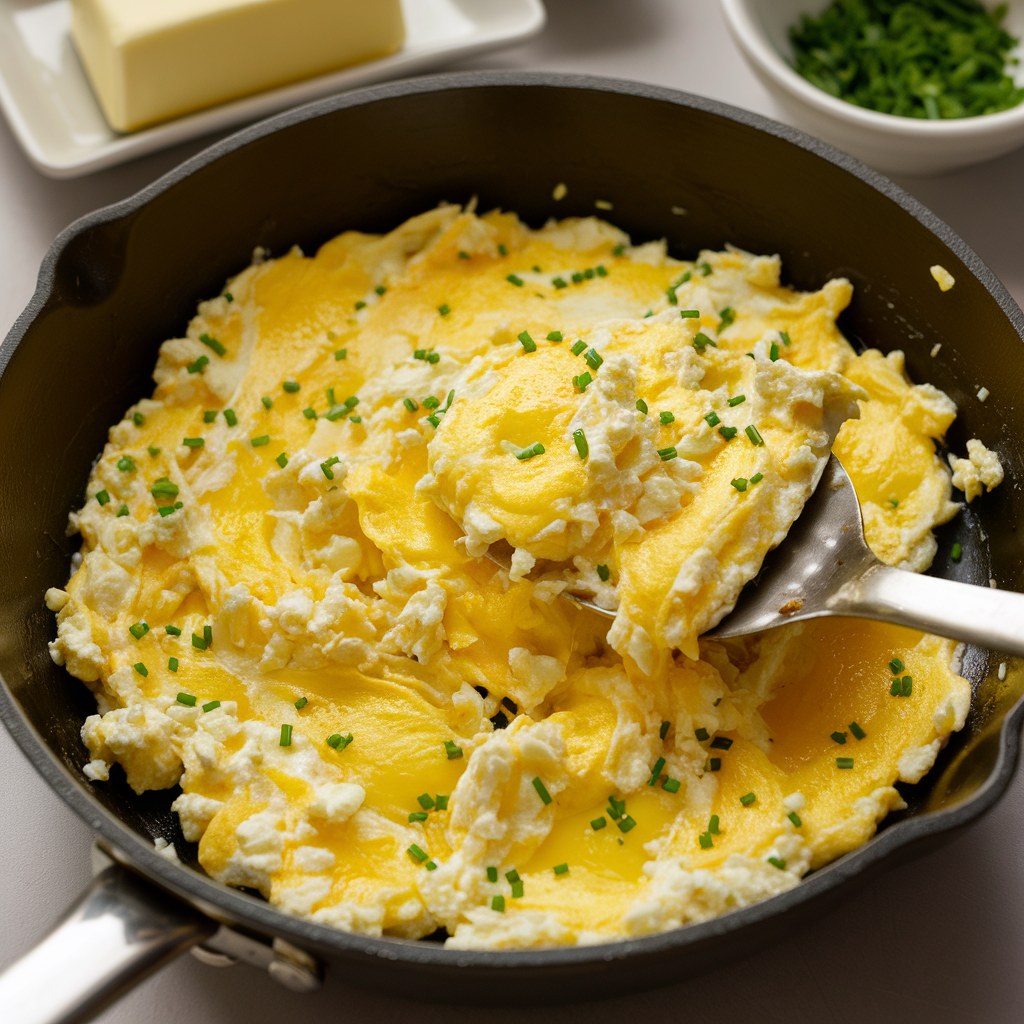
[{"x1": 0, "y1": 862, "x2": 216, "y2": 1024}]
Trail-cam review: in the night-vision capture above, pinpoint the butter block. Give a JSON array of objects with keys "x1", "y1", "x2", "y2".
[{"x1": 71, "y1": 0, "x2": 405, "y2": 132}]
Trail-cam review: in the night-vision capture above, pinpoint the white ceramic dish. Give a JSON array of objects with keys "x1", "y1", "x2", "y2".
[
  {"x1": 720, "y1": 0, "x2": 1024, "y2": 175},
  {"x1": 0, "y1": 0, "x2": 546, "y2": 178}
]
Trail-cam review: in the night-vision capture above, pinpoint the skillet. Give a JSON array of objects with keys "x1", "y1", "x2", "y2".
[{"x1": 0, "y1": 70, "x2": 1022, "y2": 1021}]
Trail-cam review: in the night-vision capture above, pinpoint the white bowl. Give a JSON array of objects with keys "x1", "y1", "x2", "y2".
[{"x1": 720, "y1": 0, "x2": 1024, "y2": 174}]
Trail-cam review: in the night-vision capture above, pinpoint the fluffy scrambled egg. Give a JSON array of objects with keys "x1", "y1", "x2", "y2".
[{"x1": 47, "y1": 206, "x2": 1002, "y2": 948}]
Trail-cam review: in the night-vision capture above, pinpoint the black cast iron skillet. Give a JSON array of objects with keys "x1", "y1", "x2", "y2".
[{"x1": 1, "y1": 71, "x2": 1023, "y2": 1019}]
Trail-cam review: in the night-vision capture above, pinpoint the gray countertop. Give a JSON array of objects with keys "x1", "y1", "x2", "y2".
[{"x1": 2, "y1": 3, "x2": 1023, "y2": 1021}]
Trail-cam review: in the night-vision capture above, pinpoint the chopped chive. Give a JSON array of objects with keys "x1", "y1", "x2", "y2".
[
  {"x1": 327, "y1": 732, "x2": 353, "y2": 751},
  {"x1": 572, "y1": 428, "x2": 589, "y2": 459},
  {"x1": 491, "y1": 895, "x2": 505, "y2": 912},
  {"x1": 707, "y1": 758, "x2": 721, "y2": 772},
  {"x1": 745, "y1": 425, "x2": 765, "y2": 447},
  {"x1": 261, "y1": 396, "x2": 273, "y2": 410},
  {"x1": 95, "y1": 490, "x2": 110, "y2": 506},
  {"x1": 605, "y1": 803, "x2": 622, "y2": 822},
  {"x1": 355, "y1": 301, "x2": 366, "y2": 310},
  {"x1": 376, "y1": 285, "x2": 387, "y2": 296},
  {"x1": 596, "y1": 265, "x2": 608, "y2": 276},
  {"x1": 435, "y1": 795, "x2": 449, "y2": 811},
  {"x1": 768, "y1": 856, "x2": 786, "y2": 870},
  {"x1": 636, "y1": 399, "x2": 648, "y2": 414},
  {"x1": 780, "y1": 331, "x2": 791, "y2": 346},
  {"x1": 203, "y1": 410, "x2": 217, "y2": 424},
  {"x1": 618, "y1": 815, "x2": 636, "y2": 833},
  {"x1": 612, "y1": 244, "x2": 626, "y2": 256},
  {"x1": 507, "y1": 274, "x2": 524, "y2": 287},
  {"x1": 657, "y1": 446, "x2": 678, "y2": 461},
  {"x1": 438, "y1": 304, "x2": 450, "y2": 317},
  {"x1": 187, "y1": 356, "x2": 209, "y2": 374},
  {"x1": 740, "y1": 792, "x2": 756, "y2": 806},
  {"x1": 704, "y1": 411, "x2": 721, "y2": 427},
  {"x1": 570, "y1": 340, "x2": 587, "y2": 356},
  {"x1": 191, "y1": 633, "x2": 208, "y2": 651},
  {"x1": 487, "y1": 866, "x2": 498, "y2": 882},
  {"x1": 224, "y1": 409, "x2": 238, "y2": 427},
  {"x1": 148, "y1": 446, "x2": 161, "y2": 457},
  {"x1": 408, "y1": 812, "x2": 427, "y2": 823},
  {"x1": 182, "y1": 437, "x2": 204, "y2": 448},
  {"x1": 849, "y1": 722, "x2": 866, "y2": 740},
  {"x1": 427, "y1": 352, "x2": 440, "y2": 365},
  {"x1": 425, "y1": 414, "x2": 440, "y2": 428},
  {"x1": 282, "y1": 381, "x2": 300, "y2": 393},
  {"x1": 321, "y1": 456, "x2": 340, "y2": 480},
  {"x1": 787, "y1": 811, "x2": 802, "y2": 827},
  {"x1": 680, "y1": 309, "x2": 700, "y2": 319},
  {"x1": 890, "y1": 678, "x2": 902, "y2": 695},
  {"x1": 731, "y1": 478, "x2": 748, "y2": 492},
  {"x1": 552, "y1": 277, "x2": 568, "y2": 289},
  {"x1": 584, "y1": 348, "x2": 603, "y2": 371},
  {"x1": 302, "y1": 407, "x2": 317, "y2": 420},
  {"x1": 514, "y1": 442, "x2": 545, "y2": 460},
  {"x1": 349, "y1": 415, "x2": 362, "y2": 424},
  {"x1": 700, "y1": 261, "x2": 713, "y2": 276},
  {"x1": 117, "y1": 504, "x2": 129, "y2": 517},
  {"x1": 728, "y1": 395, "x2": 746, "y2": 407},
  {"x1": 117, "y1": 455, "x2": 136, "y2": 472},
  {"x1": 584, "y1": 267, "x2": 595, "y2": 279},
  {"x1": 693, "y1": 332, "x2": 717, "y2": 352},
  {"x1": 498, "y1": 244, "x2": 508, "y2": 256},
  {"x1": 902, "y1": 675, "x2": 913, "y2": 696},
  {"x1": 710, "y1": 737, "x2": 733, "y2": 750},
  {"x1": 408, "y1": 844, "x2": 428, "y2": 863},
  {"x1": 168, "y1": 658, "x2": 178, "y2": 672},
  {"x1": 202, "y1": 700, "x2": 220, "y2": 712},
  {"x1": 458, "y1": 250, "x2": 470, "y2": 259},
  {"x1": 663, "y1": 778, "x2": 680, "y2": 793},
  {"x1": 444, "y1": 740, "x2": 463, "y2": 760},
  {"x1": 831, "y1": 731, "x2": 847, "y2": 744},
  {"x1": 511, "y1": 880, "x2": 524, "y2": 898},
  {"x1": 425, "y1": 861, "x2": 438, "y2": 871},
  {"x1": 596, "y1": 563, "x2": 610, "y2": 582},
  {"x1": 750, "y1": 472, "x2": 764, "y2": 484},
  {"x1": 532, "y1": 777, "x2": 553, "y2": 805},
  {"x1": 889, "y1": 658, "x2": 904, "y2": 674},
  {"x1": 708, "y1": 815, "x2": 721, "y2": 835},
  {"x1": 505, "y1": 869, "x2": 520, "y2": 884},
  {"x1": 251, "y1": 435, "x2": 270, "y2": 447},
  {"x1": 547, "y1": 331, "x2": 563, "y2": 341},
  {"x1": 649, "y1": 757, "x2": 666, "y2": 785},
  {"x1": 553, "y1": 863, "x2": 569, "y2": 875},
  {"x1": 128, "y1": 622, "x2": 149, "y2": 640},
  {"x1": 294, "y1": 697, "x2": 308, "y2": 710},
  {"x1": 591, "y1": 816, "x2": 607, "y2": 830},
  {"x1": 695, "y1": 728, "x2": 710, "y2": 742},
  {"x1": 335, "y1": 349, "x2": 347, "y2": 360},
  {"x1": 199, "y1": 333, "x2": 226, "y2": 356},
  {"x1": 698, "y1": 832, "x2": 713, "y2": 849},
  {"x1": 275, "y1": 452, "x2": 288, "y2": 468},
  {"x1": 279, "y1": 724, "x2": 292, "y2": 747},
  {"x1": 177, "y1": 692, "x2": 197, "y2": 706},
  {"x1": 660, "y1": 410, "x2": 675, "y2": 425},
  {"x1": 516, "y1": 331, "x2": 538, "y2": 353},
  {"x1": 572, "y1": 272, "x2": 583, "y2": 284},
  {"x1": 770, "y1": 342, "x2": 780, "y2": 362},
  {"x1": 202, "y1": 625, "x2": 212, "y2": 647},
  {"x1": 403, "y1": 398, "x2": 418, "y2": 413},
  {"x1": 422, "y1": 396, "x2": 441, "y2": 410},
  {"x1": 837, "y1": 757, "x2": 854, "y2": 769},
  {"x1": 951, "y1": 542, "x2": 963, "y2": 562},
  {"x1": 133, "y1": 662, "x2": 148, "y2": 676},
  {"x1": 133, "y1": 412, "x2": 145, "y2": 427},
  {"x1": 165, "y1": 625, "x2": 181, "y2": 636},
  {"x1": 656, "y1": 722, "x2": 670, "y2": 744},
  {"x1": 718, "y1": 307, "x2": 736, "y2": 331},
  {"x1": 890, "y1": 498, "x2": 899, "y2": 509},
  {"x1": 344, "y1": 395, "x2": 360, "y2": 409}
]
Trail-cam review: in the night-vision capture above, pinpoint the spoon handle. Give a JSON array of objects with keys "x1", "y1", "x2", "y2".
[{"x1": 831, "y1": 562, "x2": 1024, "y2": 658}]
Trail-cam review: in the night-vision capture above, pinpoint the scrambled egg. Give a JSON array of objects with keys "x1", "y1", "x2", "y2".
[{"x1": 46, "y1": 205, "x2": 1002, "y2": 948}]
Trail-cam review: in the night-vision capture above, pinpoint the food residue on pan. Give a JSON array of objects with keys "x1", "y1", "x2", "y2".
[{"x1": 47, "y1": 205, "x2": 1002, "y2": 948}]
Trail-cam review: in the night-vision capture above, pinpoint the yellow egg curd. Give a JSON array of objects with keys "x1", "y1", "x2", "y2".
[{"x1": 47, "y1": 205, "x2": 1000, "y2": 949}]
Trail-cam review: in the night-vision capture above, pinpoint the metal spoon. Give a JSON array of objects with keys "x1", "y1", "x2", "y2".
[{"x1": 491, "y1": 454, "x2": 1024, "y2": 656}]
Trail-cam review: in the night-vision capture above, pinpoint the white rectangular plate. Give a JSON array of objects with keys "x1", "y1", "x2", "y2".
[{"x1": 0, "y1": 0, "x2": 545, "y2": 178}]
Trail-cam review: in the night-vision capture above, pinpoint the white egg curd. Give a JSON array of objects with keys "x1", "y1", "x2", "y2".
[{"x1": 47, "y1": 205, "x2": 1003, "y2": 949}]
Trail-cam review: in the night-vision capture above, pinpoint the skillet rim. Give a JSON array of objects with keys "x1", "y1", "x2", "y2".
[{"x1": 1, "y1": 68, "x2": 1023, "y2": 972}]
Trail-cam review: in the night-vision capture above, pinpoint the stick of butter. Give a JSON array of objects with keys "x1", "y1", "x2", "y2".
[{"x1": 71, "y1": 0, "x2": 406, "y2": 133}]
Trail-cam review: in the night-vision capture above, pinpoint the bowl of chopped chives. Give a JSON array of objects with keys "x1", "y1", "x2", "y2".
[{"x1": 720, "y1": 0, "x2": 1024, "y2": 174}]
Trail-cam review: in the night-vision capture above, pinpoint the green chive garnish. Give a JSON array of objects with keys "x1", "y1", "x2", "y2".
[
  {"x1": 438, "y1": 304, "x2": 450, "y2": 316},
  {"x1": 740, "y1": 792, "x2": 756, "y2": 805},
  {"x1": 553, "y1": 863, "x2": 569, "y2": 875},
  {"x1": 335, "y1": 349, "x2": 347, "y2": 360},
  {"x1": 187, "y1": 356, "x2": 209, "y2": 374},
  {"x1": 507, "y1": 274, "x2": 524, "y2": 287},
  {"x1": 203, "y1": 410, "x2": 217, "y2": 424},
  {"x1": 745, "y1": 425, "x2": 765, "y2": 446},
  {"x1": 261, "y1": 396, "x2": 273, "y2": 410},
  {"x1": 294, "y1": 697, "x2": 308, "y2": 710},
  {"x1": 515, "y1": 442, "x2": 546, "y2": 460},
  {"x1": 435, "y1": 795, "x2": 449, "y2": 811},
  {"x1": 168, "y1": 658, "x2": 178, "y2": 672},
  {"x1": 787, "y1": 811, "x2": 802, "y2": 827},
  {"x1": 532, "y1": 777, "x2": 553, "y2": 805},
  {"x1": 698, "y1": 832, "x2": 713, "y2": 849},
  {"x1": 458, "y1": 250, "x2": 470, "y2": 259},
  {"x1": 889, "y1": 658, "x2": 904, "y2": 674},
  {"x1": 704, "y1": 411, "x2": 720, "y2": 427},
  {"x1": 584, "y1": 348, "x2": 603, "y2": 371},
  {"x1": 182, "y1": 437, "x2": 204, "y2": 448},
  {"x1": 618, "y1": 815, "x2": 636, "y2": 833},
  {"x1": 696, "y1": 728, "x2": 710, "y2": 742},
  {"x1": 660, "y1": 410, "x2": 675, "y2": 424},
  {"x1": 118, "y1": 456, "x2": 136, "y2": 472},
  {"x1": 275, "y1": 453, "x2": 288, "y2": 468},
  {"x1": 133, "y1": 412, "x2": 145, "y2": 427},
  {"x1": 570, "y1": 340, "x2": 587, "y2": 356},
  {"x1": 596, "y1": 564, "x2": 610, "y2": 582},
  {"x1": 750, "y1": 472, "x2": 764, "y2": 484},
  {"x1": 321, "y1": 456, "x2": 340, "y2": 480},
  {"x1": 902, "y1": 675, "x2": 913, "y2": 696},
  {"x1": 596, "y1": 265, "x2": 607, "y2": 277},
  {"x1": 573, "y1": 428, "x2": 589, "y2": 459},
  {"x1": 591, "y1": 817, "x2": 607, "y2": 830},
  {"x1": 224, "y1": 409, "x2": 237, "y2": 427},
  {"x1": 511, "y1": 880, "x2": 524, "y2": 898},
  {"x1": 302, "y1": 407, "x2": 317, "y2": 420},
  {"x1": 718, "y1": 308, "x2": 736, "y2": 331},
  {"x1": 707, "y1": 758, "x2": 721, "y2": 771},
  {"x1": 199, "y1": 333, "x2": 226, "y2": 357},
  {"x1": 768, "y1": 857, "x2": 786, "y2": 870},
  {"x1": 492, "y1": 895, "x2": 505, "y2": 912},
  {"x1": 505, "y1": 869, "x2": 520, "y2": 884},
  {"x1": 165, "y1": 625, "x2": 181, "y2": 636},
  {"x1": 327, "y1": 733, "x2": 353, "y2": 751},
  {"x1": 444, "y1": 740, "x2": 463, "y2": 760},
  {"x1": 552, "y1": 277, "x2": 568, "y2": 289},
  {"x1": 780, "y1": 331, "x2": 791, "y2": 346},
  {"x1": 403, "y1": 398, "x2": 418, "y2": 413},
  {"x1": 657, "y1": 446, "x2": 678, "y2": 461},
  {"x1": 148, "y1": 446, "x2": 161, "y2": 457},
  {"x1": 731, "y1": 478, "x2": 748, "y2": 492},
  {"x1": 710, "y1": 737, "x2": 733, "y2": 750},
  {"x1": 498, "y1": 244, "x2": 508, "y2": 256},
  {"x1": 202, "y1": 700, "x2": 220, "y2": 712},
  {"x1": 408, "y1": 845, "x2": 428, "y2": 863},
  {"x1": 487, "y1": 866, "x2": 498, "y2": 882},
  {"x1": 693, "y1": 332, "x2": 717, "y2": 352},
  {"x1": 547, "y1": 331, "x2": 563, "y2": 341},
  {"x1": 95, "y1": 490, "x2": 110, "y2": 505},
  {"x1": 837, "y1": 757, "x2": 854, "y2": 769},
  {"x1": 191, "y1": 633, "x2": 208, "y2": 651},
  {"x1": 636, "y1": 399, "x2": 648, "y2": 414},
  {"x1": 128, "y1": 622, "x2": 149, "y2": 640},
  {"x1": 177, "y1": 692, "x2": 196, "y2": 706},
  {"x1": 770, "y1": 343, "x2": 780, "y2": 362},
  {"x1": 832, "y1": 731, "x2": 847, "y2": 744},
  {"x1": 133, "y1": 662, "x2": 148, "y2": 676},
  {"x1": 117, "y1": 504, "x2": 129, "y2": 517},
  {"x1": 282, "y1": 381, "x2": 300, "y2": 393},
  {"x1": 279, "y1": 724, "x2": 292, "y2": 747},
  {"x1": 251, "y1": 435, "x2": 270, "y2": 447},
  {"x1": 649, "y1": 757, "x2": 666, "y2": 785},
  {"x1": 708, "y1": 815, "x2": 721, "y2": 835},
  {"x1": 680, "y1": 309, "x2": 700, "y2": 319},
  {"x1": 951, "y1": 542, "x2": 962, "y2": 562},
  {"x1": 728, "y1": 395, "x2": 746, "y2": 407},
  {"x1": 409, "y1": 812, "x2": 428, "y2": 823},
  {"x1": 355, "y1": 301, "x2": 366, "y2": 310},
  {"x1": 518, "y1": 331, "x2": 536, "y2": 352},
  {"x1": 849, "y1": 722, "x2": 866, "y2": 740},
  {"x1": 663, "y1": 778, "x2": 680, "y2": 793}
]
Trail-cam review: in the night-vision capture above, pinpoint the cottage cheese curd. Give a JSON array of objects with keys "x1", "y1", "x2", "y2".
[{"x1": 48, "y1": 206, "x2": 1000, "y2": 948}]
